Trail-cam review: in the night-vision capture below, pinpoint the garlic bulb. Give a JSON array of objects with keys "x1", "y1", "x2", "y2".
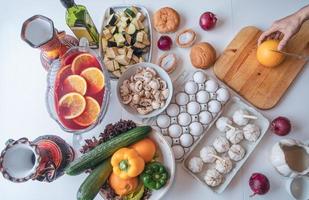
[
  {"x1": 188, "y1": 157, "x2": 204, "y2": 173},
  {"x1": 216, "y1": 117, "x2": 233, "y2": 132},
  {"x1": 243, "y1": 124, "x2": 260, "y2": 142},
  {"x1": 228, "y1": 144, "x2": 246, "y2": 161},
  {"x1": 213, "y1": 136, "x2": 230, "y2": 153},
  {"x1": 215, "y1": 157, "x2": 233, "y2": 174},
  {"x1": 200, "y1": 146, "x2": 217, "y2": 163},
  {"x1": 204, "y1": 169, "x2": 223, "y2": 187},
  {"x1": 226, "y1": 128, "x2": 244, "y2": 144}
]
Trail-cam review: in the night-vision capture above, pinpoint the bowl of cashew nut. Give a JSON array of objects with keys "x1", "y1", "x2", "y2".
[{"x1": 117, "y1": 62, "x2": 173, "y2": 118}]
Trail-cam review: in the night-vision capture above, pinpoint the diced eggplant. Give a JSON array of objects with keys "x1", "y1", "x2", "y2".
[
  {"x1": 107, "y1": 40, "x2": 117, "y2": 47},
  {"x1": 124, "y1": 33, "x2": 132, "y2": 45},
  {"x1": 136, "y1": 31, "x2": 144, "y2": 42},
  {"x1": 142, "y1": 33, "x2": 150, "y2": 46},
  {"x1": 104, "y1": 60, "x2": 114, "y2": 72},
  {"x1": 126, "y1": 23, "x2": 136, "y2": 35},
  {"x1": 133, "y1": 42, "x2": 146, "y2": 49},
  {"x1": 109, "y1": 8, "x2": 115, "y2": 15},
  {"x1": 136, "y1": 12, "x2": 145, "y2": 22},
  {"x1": 105, "y1": 47, "x2": 118, "y2": 58},
  {"x1": 113, "y1": 60, "x2": 120, "y2": 70},
  {"x1": 117, "y1": 20, "x2": 127, "y2": 29},
  {"x1": 108, "y1": 26, "x2": 117, "y2": 34},
  {"x1": 139, "y1": 57, "x2": 144, "y2": 63},
  {"x1": 124, "y1": 8, "x2": 136, "y2": 18},
  {"x1": 103, "y1": 28, "x2": 112, "y2": 40},
  {"x1": 132, "y1": 55, "x2": 139, "y2": 63},
  {"x1": 117, "y1": 47, "x2": 127, "y2": 55},
  {"x1": 120, "y1": 66, "x2": 127, "y2": 74},
  {"x1": 101, "y1": 38, "x2": 108, "y2": 51},
  {"x1": 115, "y1": 55, "x2": 130, "y2": 65},
  {"x1": 126, "y1": 48, "x2": 134, "y2": 60},
  {"x1": 107, "y1": 14, "x2": 118, "y2": 26},
  {"x1": 112, "y1": 70, "x2": 122, "y2": 77}
]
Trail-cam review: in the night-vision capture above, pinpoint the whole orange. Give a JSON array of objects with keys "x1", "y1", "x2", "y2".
[
  {"x1": 130, "y1": 138, "x2": 156, "y2": 163},
  {"x1": 256, "y1": 40, "x2": 285, "y2": 67}
]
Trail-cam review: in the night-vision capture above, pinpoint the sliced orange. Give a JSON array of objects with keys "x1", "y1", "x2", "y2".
[
  {"x1": 80, "y1": 67, "x2": 105, "y2": 95},
  {"x1": 71, "y1": 53, "x2": 100, "y2": 75},
  {"x1": 63, "y1": 75, "x2": 87, "y2": 95},
  {"x1": 58, "y1": 92, "x2": 86, "y2": 119},
  {"x1": 57, "y1": 65, "x2": 72, "y2": 83},
  {"x1": 73, "y1": 96, "x2": 101, "y2": 127}
]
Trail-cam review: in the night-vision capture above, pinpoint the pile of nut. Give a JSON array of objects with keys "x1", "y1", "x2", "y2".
[{"x1": 120, "y1": 67, "x2": 169, "y2": 115}]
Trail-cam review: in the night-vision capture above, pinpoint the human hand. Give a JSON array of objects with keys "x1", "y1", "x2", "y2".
[{"x1": 258, "y1": 14, "x2": 303, "y2": 50}]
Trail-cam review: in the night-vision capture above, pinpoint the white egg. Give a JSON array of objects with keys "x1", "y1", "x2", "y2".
[
  {"x1": 164, "y1": 136, "x2": 173, "y2": 146},
  {"x1": 166, "y1": 103, "x2": 180, "y2": 117},
  {"x1": 216, "y1": 88, "x2": 230, "y2": 102},
  {"x1": 180, "y1": 134, "x2": 194, "y2": 147},
  {"x1": 185, "y1": 81, "x2": 198, "y2": 94},
  {"x1": 189, "y1": 122, "x2": 204, "y2": 136},
  {"x1": 168, "y1": 124, "x2": 182, "y2": 138},
  {"x1": 205, "y1": 80, "x2": 218, "y2": 92},
  {"x1": 193, "y1": 71, "x2": 206, "y2": 83},
  {"x1": 196, "y1": 91, "x2": 210, "y2": 104},
  {"x1": 199, "y1": 111, "x2": 213, "y2": 125},
  {"x1": 172, "y1": 145, "x2": 185, "y2": 160},
  {"x1": 208, "y1": 100, "x2": 222, "y2": 113},
  {"x1": 156, "y1": 115, "x2": 170, "y2": 128},
  {"x1": 187, "y1": 101, "x2": 201, "y2": 115},
  {"x1": 178, "y1": 112, "x2": 192, "y2": 126},
  {"x1": 176, "y1": 92, "x2": 189, "y2": 105}
]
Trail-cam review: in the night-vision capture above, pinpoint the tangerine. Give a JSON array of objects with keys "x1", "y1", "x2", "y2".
[
  {"x1": 256, "y1": 40, "x2": 285, "y2": 67},
  {"x1": 131, "y1": 138, "x2": 156, "y2": 162}
]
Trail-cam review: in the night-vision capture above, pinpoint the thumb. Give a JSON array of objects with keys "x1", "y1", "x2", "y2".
[{"x1": 278, "y1": 33, "x2": 292, "y2": 50}]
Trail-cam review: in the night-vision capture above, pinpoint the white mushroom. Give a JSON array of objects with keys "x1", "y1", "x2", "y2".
[
  {"x1": 232, "y1": 109, "x2": 257, "y2": 126},
  {"x1": 204, "y1": 169, "x2": 223, "y2": 187},
  {"x1": 188, "y1": 157, "x2": 204, "y2": 173},
  {"x1": 226, "y1": 129, "x2": 244, "y2": 144},
  {"x1": 149, "y1": 79, "x2": 160, "y2": 90},
  {"x1": 132, "y1": 94, "x2": 140, "y2": 104},
  {"x1": 214, "y1": 156, "x2": 233, "y2": 174},
  {"x1": 243, "y1": 124, "x2": 261, "y2": 142},
  {"x1": 134, "y1": 80, "x2": 143, "y2": 92},
  {"x1": 161, "y1": 89, "x2": 169, "y2": 99},
  {"x1": 228, "y1": 144, "x2": 246, "y2": 161},
  {"x1": 200, "y1": 146, "x2": 217, "y2": 163},
  {"x1": 122, "y1": 95, "x2": 132, "y2": 104},
  {"x1": 213, "y1": 136, "x2": 230, "y2": 153}
]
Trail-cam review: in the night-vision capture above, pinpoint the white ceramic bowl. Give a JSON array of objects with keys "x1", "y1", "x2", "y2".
[
  {"x1": 117, "y1": 62, "x2": 173, "y2": 118},
  {"x1": 99, "y1": 128, "x2": 176, "y2": 200}
]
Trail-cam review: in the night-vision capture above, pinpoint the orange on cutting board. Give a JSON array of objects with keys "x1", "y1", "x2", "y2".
[
  {"x1": 73, "y1": 96, "x2": 101, "y2": 127},
  {"x1": 80, "y1": 67, "x2": 105, "y2": 95},
  {"x1": 131, "y1": 138, "x2": 156, "y2": 162},
  {"x1": 63, "y1": 75, "x2": 87, "y2": 95},
  {"x1": 58, "y1": 92, "x2": 86, "y2": 119},
  {"x1": 71, "y1": 53, "x2": 100, "y2": 74},
  {"x1": 256, "y1": 39, "x2": 285, "y2": 67}
]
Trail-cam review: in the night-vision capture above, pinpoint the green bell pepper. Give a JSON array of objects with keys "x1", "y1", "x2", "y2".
[{"x1": 140, "y1": 162, "x2": 169, "y2": 190}]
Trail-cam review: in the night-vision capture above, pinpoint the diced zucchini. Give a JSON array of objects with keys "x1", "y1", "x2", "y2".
[
  {"x1": 113, "y1": 60, "x2": 120, "y2": 70},
  {"x1": 112, "y1": 70, "x2": 122, "y2": 77},
  {"x1": 142, "y1": 33, "x2": 150, "y2": 46},
  {"x1": 132, "y1": 19, "x2": 144, "y2": 30},
  {"x1": 107, "y1": 40, "x2": 117, "y2": 47},
  {"x1": 115, "y1": 55, "x2": 130, "y2": 65},
  {"x1": 101, "y1": 38, "x2": 108, "y2": 51},
  {"x1": 132, "y1": 55, "x2": 139, "y2": 63},
  {"x1": 124, "y1": 7, "x2": 137, "y2": 18},
  {"x1": 108, "y1": 26, "x2": 117, "y2": 34},
  {"x1": 136, "y1": 31, "x2": 144, "y2": 42},
  {"x1": 104, "y1": 60, "x2": 114, "y2": 71},
  {"x1": 114, "y1": 33, "x2": 126, "y2": 46},
  {"x1": 107, "y1": 14, "x2": 118, "y2": 26},
  {"x1": 118, "y1": 47, "x2": 127, "y2": 55},
  {"x1": 134, "y1": 42, "x2": 146, "y2": 49},
  {"x1": 105, "y1": 47, "x2": 118, "y2": 58},
  {"x1": 126, "y1": 48, "x2": 133, "y2": 60},
  {"x1": 126, "y1": 23, "x2": 136, "y2": 35},
  {"x1": 103, "y1": 28, "x2": 112, "y2": 40},
  {"x1": 120, "y1": 66, "x2": 127, "y2": 73},
  {"x1": 117, "y1": 20, "x2": 127, "y2": 29}
]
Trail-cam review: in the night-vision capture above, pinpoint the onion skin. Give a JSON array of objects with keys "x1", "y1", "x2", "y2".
[
  {"x1": 249, "y1": 173, "x2": 270, "y2": 197},
  {"x1": 271, "y1": 116, "x2": 291, "y2": 136},
  {"x1": 199, "y1": 12, "x2": 217, "y2": 30}
]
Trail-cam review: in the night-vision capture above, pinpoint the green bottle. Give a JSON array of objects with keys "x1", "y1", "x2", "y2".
[{"x1": 60, "y1": 0, "x2": 99, "y2": 48}]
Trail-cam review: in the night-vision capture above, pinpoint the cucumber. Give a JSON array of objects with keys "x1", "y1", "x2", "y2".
[
  {"x1": 76, "y1": 159, "x2": 112, "y2": 200},
  {"x1": 65, "y1": 126, "x2": 151, "y2": 176}
]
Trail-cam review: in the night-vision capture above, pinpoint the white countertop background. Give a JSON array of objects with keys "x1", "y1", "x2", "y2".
[{"x1": 0, "y1": 0, "x2": 308, "y2": 199}]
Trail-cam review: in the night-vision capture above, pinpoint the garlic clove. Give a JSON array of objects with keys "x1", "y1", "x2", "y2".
[{"x1": 176, "y1": 29, "x2": 197, "y2": 48}]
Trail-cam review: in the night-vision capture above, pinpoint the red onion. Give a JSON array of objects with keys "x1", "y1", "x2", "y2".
[
  {"x1": 157, "y1": 35, "x2": 172, "y2": 51},
  {"x1": 199, "y1": 12, "x2": 217, "y2": 30},
  {"x1": 271, "y1": 116, "x2": 291, "y2": 136},
  {"x1": 249, "y1": 173, "x2": 270, "y2": 197}
]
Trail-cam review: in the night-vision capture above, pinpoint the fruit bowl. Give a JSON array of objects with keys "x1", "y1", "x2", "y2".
[{"x1": 46, "y1": 45, "x2": 111, "y2": 134}]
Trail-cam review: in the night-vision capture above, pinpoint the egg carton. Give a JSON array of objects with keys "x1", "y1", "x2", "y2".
[{"x1": 150, "y1": 70, "x2": 230, "y2": 162}]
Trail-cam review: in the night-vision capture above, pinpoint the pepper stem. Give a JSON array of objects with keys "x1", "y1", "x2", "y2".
[{"x1": 119, "y1": 160, "x2": 129, "y2": 171}]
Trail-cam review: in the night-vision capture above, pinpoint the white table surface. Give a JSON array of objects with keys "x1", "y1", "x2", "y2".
[{"x1": 1, "y1": 0, "x2": 308, "y2": 200}]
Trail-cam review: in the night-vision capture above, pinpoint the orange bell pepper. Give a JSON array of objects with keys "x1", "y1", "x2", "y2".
[{"x1": 111, "y1": 148, "x2": 145, "y2": 179}]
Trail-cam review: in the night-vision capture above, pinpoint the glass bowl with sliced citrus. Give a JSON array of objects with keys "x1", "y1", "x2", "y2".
[{"x1": 46, "y1": 46, "x2": 111, "y2": 133}]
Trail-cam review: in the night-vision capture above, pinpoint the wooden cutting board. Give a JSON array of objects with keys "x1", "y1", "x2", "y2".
[{"x1": 214, "y1": 22, "x2": 309, "y2": 110}]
